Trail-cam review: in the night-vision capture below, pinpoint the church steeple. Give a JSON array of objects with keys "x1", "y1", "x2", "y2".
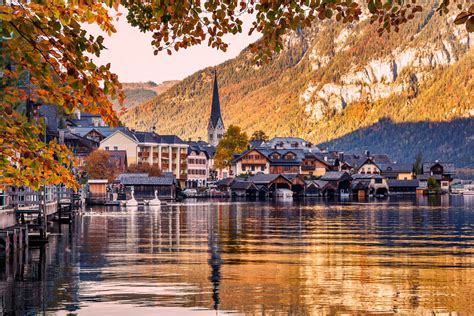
[
  {"x1": 209, "y1": 70, "x2": 222, "y2": 128},
  {"x1": 207, "y1": 70, "x2": 225, "y2": 146}
]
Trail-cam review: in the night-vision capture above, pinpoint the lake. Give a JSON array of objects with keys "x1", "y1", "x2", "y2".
[{"x1": 1, "y1": 196, "x2": 474, "y2": 315}]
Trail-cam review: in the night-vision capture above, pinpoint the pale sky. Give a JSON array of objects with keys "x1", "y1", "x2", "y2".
[{"x1": 88, "y1": 11, "x2": 260, "y2": 84}]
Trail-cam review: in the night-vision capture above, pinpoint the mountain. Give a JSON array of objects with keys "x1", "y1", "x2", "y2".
[
  {"x1": 113, "y1": 80, "x2": 179, "y2": 109},
  {"x1": 121, "y1": 2, "x2": 473, "y2": 167}
]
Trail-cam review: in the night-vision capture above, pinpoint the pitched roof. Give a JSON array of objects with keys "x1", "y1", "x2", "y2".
[
  {"x1": 249, "y1": 140, "x2": 265, "y2": 148},
  {"x1": 247, "y1": 174, "x2": 280, "y2": 184},
  {"x1": 352, "y1": 174, "x2": 384, "y2": 180},
  {"x1": 320, "y1": 171, "x2": 352, "y2": 181},
  {"x1": 422, "y1": 162, "x2": 455, "y2": 174},
  {"x1": 159, "y1": 134, "x2": 187, "y2": 144},
  {"x1": 71, "y1": 127, "x2": 125, "y2": 139},
  {"x1": 379, "y1": 163, "x2": 413, "y2": 173},
  {"x1": 231, "y1": 181, "x2": 257, "y2": 190},
  {"x1": 117, "y1": 173, "x2": 149, "y2": 182},
  {"x1": 120, "y1": 176, "x2": 176, "y2": 186},
  {"x1": 217, "y1": 177, "x2": 234, "y2": 186},
  {"x1": 262, "y1": 137, "x2": 320, "y2": 152},
  {"x1": 352, "y1": 180, "x2": 371, "y2": 190},
  {"x1": 209, "y1": 71, "x2": 223, "y2": 128},
  {"x1": 387, "y1": 179, "x2": 419, "y2": 188}
]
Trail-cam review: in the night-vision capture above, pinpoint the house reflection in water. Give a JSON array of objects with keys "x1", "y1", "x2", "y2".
[{"x1": 1, "y1": 198, "x2": 474, "y2": 314}]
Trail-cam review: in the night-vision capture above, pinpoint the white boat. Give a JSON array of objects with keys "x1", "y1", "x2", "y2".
[
  {"x1": 463, "y1": 184, "x2": 474, "y2": 196},
  {"x1": 276, "y1": 189, "x2": 293, "y2": 200}
]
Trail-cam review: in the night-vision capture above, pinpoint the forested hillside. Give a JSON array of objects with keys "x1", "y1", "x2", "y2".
[
  {"x1": 121, "y1": 1, "x2": 473, "y2": 167},
  {"x1": 113, "y1": 81, "x2": 178, "y2": 109}
]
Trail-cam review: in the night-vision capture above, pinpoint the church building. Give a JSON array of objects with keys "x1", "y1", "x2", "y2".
[{"x1": 207, "y1": 71, "x2": 225, "y2": 146}]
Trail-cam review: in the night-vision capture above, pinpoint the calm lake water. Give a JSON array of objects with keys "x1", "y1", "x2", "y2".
[{"x1": 1, "y1": 196, "x2": 474, "y2": 315}]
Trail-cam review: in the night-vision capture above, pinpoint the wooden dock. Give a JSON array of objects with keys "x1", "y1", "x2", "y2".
[{"x1": 0, "y1": 186, "x2": 82, "y2": 255}]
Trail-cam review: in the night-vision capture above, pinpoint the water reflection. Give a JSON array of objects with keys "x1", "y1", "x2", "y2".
[{"x1": 1, "y1": 197, "x2": 474, "y2": 314}]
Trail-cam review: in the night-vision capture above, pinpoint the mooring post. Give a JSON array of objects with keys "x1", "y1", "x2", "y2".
[{"x1": 24, "y1": 225, "x2": 29, "y2": 248}]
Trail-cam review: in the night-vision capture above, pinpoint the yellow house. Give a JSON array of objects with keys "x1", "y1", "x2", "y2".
[
  {"x1": 99, "y1": 129, "x2": 138, "y2": 166},
  {"x1": 301, "y1": 153, "x2": 331, "y2": 177}
]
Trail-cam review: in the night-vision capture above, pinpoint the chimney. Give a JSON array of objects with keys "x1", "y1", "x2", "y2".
[{"x1": 324, "y1": 156, "x2": 328, "y2": 162}]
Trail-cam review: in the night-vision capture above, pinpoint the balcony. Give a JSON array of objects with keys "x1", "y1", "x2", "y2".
[{"x1": 138, "y1": 151, "x2": 150, "y2": 158}]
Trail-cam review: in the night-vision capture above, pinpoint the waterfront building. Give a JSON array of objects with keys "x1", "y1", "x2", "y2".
[
  {"x1": 99, "y1": 129, "x2": 189, "y2": 183},
  {"x1": 207, "y1": 71, "x2": 225, "y2": 147},
  {"x1": 351, "y1": 174, "x2": 389, "y2": 196},
  {"x1": 119, "y1": 175, "x2": 179, "y2": 200},
  {"x1": 230, "y1": 148, "x2": 306, "y2": 176},
  {"x1": 387, "y1": 179, "x2": 420, "y2": 194},
  {"x1": 301, "y1": 152, "x2": 332, "y2": 177},
  {"x1": 319, "y1": 171, "x2": 352, "y2": 196},
  {"x1": 422, "y1": 161, "x2": 455, "y2": 192},
  {"x1": 186, "y1": 141, "x2": 215, "y2": 188},
  {"x1": 379, "y1": 163, "x2": 414, "y2": 180},
  {"x1": 335, "y1": 152, "x2": 392, "y2": 174}
]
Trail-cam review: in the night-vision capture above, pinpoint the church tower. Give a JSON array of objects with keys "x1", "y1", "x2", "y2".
[{"x1": 207, "y1": 70, "x2": 225, "y2": 146}]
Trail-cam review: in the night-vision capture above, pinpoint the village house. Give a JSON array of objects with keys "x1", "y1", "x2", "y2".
[
  {"x1": 301, "y1": 152, "x2": 333, "y2": 177},
  {"x1": 421, "y1": 161, "x2": 455, "y2": 192},
  {"x1": 99, "y1": 129, "x2": 189, "y2": 184},
  {"x1": 230, "y1": 148, "x2": 270, "y2": 175},
  {"x1": 351, "y1": 174, "x2": 390, "y2": 197},
  {"x1": 61, "y1": 130, "x2": 99, "y2": 167},
  {"x1": 387, "y1": 179, "x2": 420, "y2": 194},
  {"x1": 119, "y1": 174, "x2": 180, "y2": 200},
  {"x1": 70, "y1": 110, "x2": 107, "y2": 127},
  {"x1": 230, "y1": 148, "x2": 306, "y2": 176},
  {"x1": 379, "y1": 163, "x2": 415, "y2": 180},
  {"x1": 186, "y1": 141, "x2": 215, "y2": 188},
  {"x1": 337, "y1": 152, "x2": 392, "y2": 174},
  {"x1": 319, "y1": 171, "x2": 352, "y2": 196},
  {"x1": 230, "y1": 181, "x2": 259, "y2": 197}
]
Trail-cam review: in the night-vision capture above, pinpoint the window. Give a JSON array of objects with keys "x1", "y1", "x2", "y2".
[
  {"x1": 375, "y1": 178, "x2": 382, "y2": 184},
  {"x1": 251, "y1": 165, "x2": 255, "y2": 171},
  {"x1": 271, "y1": 153, "x2": 280, "y2": 160},
  {"x1": 114, "y1": 146, "x2": 118, "y2": 151},
  {"x1": 261, "y1": 166, "x2": 265, "y2": 171},
  {"x1": 242, "y1": 165, "x2": 246, "y2": 171},
  {"x1": 105, "y1": 146, "x2": 109, "y2": 151}
]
